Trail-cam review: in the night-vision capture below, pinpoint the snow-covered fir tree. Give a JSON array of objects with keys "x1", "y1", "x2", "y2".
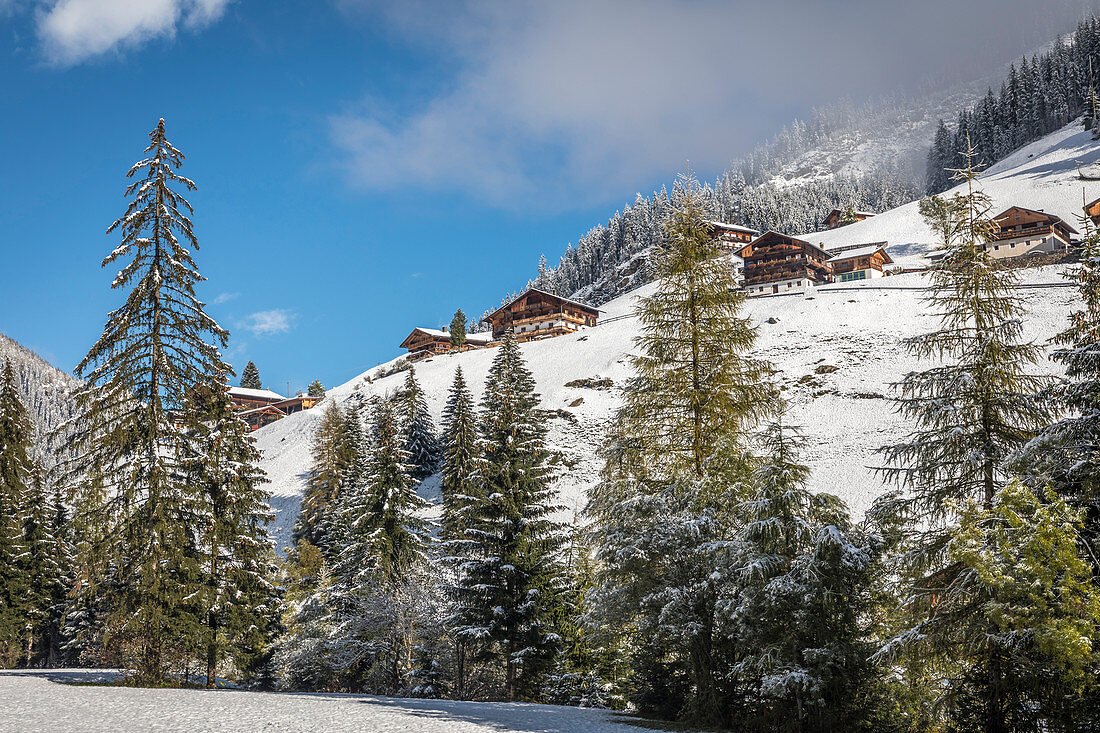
[
  {"x1": 397, "y1": 368, "x2": 439, "y2": 481},
  {"x1": 871, "y1": 137, "x2": 1054, "y2": 732},
  {"x1": 19, "y1": 466, "x2": 67, "y2": 667},
  {"x1": 307, "y1": 380, "x2": 325, "y2": 398},
  {"x1": 730, "y1": 423, "x2": 885, "y2": 731},
  {"x1": 295, "y1": 401, "x2": 356, "y2": 549},
  {"x1": 56, "y1": 119, "x2": 229, "y2": 682},
  {"x1": 182, "y1": 378, "x2": 278, "y2": 688},
  {"x1": 0, "y1": 359, "x2": 35, "y2": 665},
  {"x1": 439, "y1": 367, "x2": 481, "y2": 545},
  {"x1": 450, "y1": 337, "x2": 565, "y2": 701},
  {"x1": 240, "y1": 361, "x2": 262, "y2": 389}
]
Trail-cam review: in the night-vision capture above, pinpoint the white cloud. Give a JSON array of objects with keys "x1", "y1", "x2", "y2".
[
  {"x1": 332, "y1": 0, "x2": 1100, "y2": 209},
  {"x1": 241, "y1": 309, "x2": 295, "y2": 337},
  {"x1": 36, "y1": 0, "x2": 231, "y2": 65},
  {"x1": 212, "y1": 291, "x2": 240, "y2": 305}
]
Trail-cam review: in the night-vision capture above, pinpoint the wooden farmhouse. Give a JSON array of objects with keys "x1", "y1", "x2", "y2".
[
  {"x1": 707, "y1": 221, "x2": 760, "y2": 253},
  {"x1": 227, "y1": 386, "x2": 321, "y2": 431},
  {"x1": 826, "y1": 242, "x2": 893, "y2": 282},
  {"x1": 399, "y1": 327, "x2": 493, "y2": 361},
  {"x1": 823, "y1": 208, "x2": 875, "y2": 230},
  {"x1": 738, "y1": 231, "x2": 833, "y2": 296},
  {"x1": 487, "y1": 288, "x2": 599, "y2": 341},
  {"x1": 1086, "y1": 196, "x2": 1100, "y2": 227},
  {"x1": 988, "y1": 206, "x2": 1077, "y2": 259}
]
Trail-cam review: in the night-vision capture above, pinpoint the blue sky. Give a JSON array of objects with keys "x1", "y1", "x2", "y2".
[{"x1": 1, "y1": 0, "x2": 1096, "y2": 393}]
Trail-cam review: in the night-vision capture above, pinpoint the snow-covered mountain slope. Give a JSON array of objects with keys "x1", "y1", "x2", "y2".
[
  {"x1": 0, "y1": 333, "x2": 79, "y2": 469},
  {"x1": 256, "y1": 267, "x2": 1079, "y2": 552},
  {"x1": 809, "y1": 121, "x2": 1100, "y2": 264}
]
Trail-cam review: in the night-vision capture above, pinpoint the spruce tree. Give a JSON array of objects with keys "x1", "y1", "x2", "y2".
[
  {"x1": 307, "y1": 380, "x2": 325, "y2": 398},
  {"x1": 439, "y1": 367, "x2": 481, "y2": 545},
  {"x1": 438, "y1": 366, "x2": 481, "y2": 698},
  {"x1": 182, "y1": 378, "x2": 277, "y2": 688},
  {"x1": 335, "y1": 397, "x2": 429, "y2": 585},
  {"x1": 398, "y1": 368, "x2": 440, "y2": 481},
  {"x1": 451, "y1": 338, "x2": 564, "y2": 701},
  {"x1": 19, "y1": 467, "x2": 66, "y2": 667},
  {"x1": 0, "y1": 359, "x2": 33, "y2": 665},
  {"x1": 57, "y1": 119, "x2": 228, "y2": 682},
  {"x1": 241, "y1": 361, "x2": 262, "y2": 389},
  {"x1": 295, "y1": 402, "x2": 353, "y2": 549},
  {"x1": 449, "y1": 310, "x2": 467, "y2": 347},
  {"x1": 872, "y1": 136, "x2": 1053, "y2": 732}
]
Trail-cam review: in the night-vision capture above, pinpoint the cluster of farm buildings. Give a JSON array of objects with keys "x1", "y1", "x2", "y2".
[
  {"x1": 226, "y1": 198, "x2": 1100, "y2": 428},
  {"x1": 395, "y1": 202, "x2": 1099, "y2": 362}
]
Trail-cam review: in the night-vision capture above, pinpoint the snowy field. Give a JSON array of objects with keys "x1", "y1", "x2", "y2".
[
  {"x1": 0, "y1": 670, "x2": 664, "y2": 733},
  {"x1": 256, "y1": 121, "x2": 1097, "y2": 551}
]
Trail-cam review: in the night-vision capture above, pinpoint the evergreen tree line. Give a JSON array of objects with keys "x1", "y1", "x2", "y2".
[
  {"x1": 278, "y1": 349, "x2": 573, "y2": 702},
  {"x1": 0, "y1": 120, "x2": 279, "y2": 686},
  {"x1": 927, "y1": 16, "x2": 1100, "y2": 193}
]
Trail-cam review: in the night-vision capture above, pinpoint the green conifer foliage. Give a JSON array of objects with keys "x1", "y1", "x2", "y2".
[
  {"x1": 451, "y1": 338, "x2": 564, "y2": 701},
  {"x1": 307, "y1": 380, "x2": 325, "y2": 398},
  {"x1": 182, "y1": 378, "x2": 277, "y2": 688},
  {"x1": 241, "y1": 361, "x2": 262, "y2": 389},
  {"x1": 398, "y1": 368, "x2": 440, "y2": 480},
  {"x1": 873, "y1": 136, "x2": 1055, "y2": 732},
  {"x1": 0, "y1": 360, "x2": 34, "y2": 665},
  {"x1": 610, "y1": 169, "x2": 774, "y2": 481},
  {"x1": 295, "y1": 402, "x2": 353, "y2": 549},
  {"x1": 58, "y1": 119, "x2": 229, "y2": 683},
  {"x1": 587, "y1": 171, "x2": 775, "y2": 725},
  {"x1": 439, "y1": 367, "x2": 480, "y2": 545},
  {"x1": 449, "y1": 310, "x2": 468, "y2": 347}
]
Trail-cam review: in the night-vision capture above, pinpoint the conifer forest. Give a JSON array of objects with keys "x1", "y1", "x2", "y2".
[{"x1": 10, "y1": 5, "x2": 1100, "y2": 733}]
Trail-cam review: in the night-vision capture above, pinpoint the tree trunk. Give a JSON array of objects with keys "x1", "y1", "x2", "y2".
[{"x1": 206, "y1": 609, "x2": 217, "y2": 689}]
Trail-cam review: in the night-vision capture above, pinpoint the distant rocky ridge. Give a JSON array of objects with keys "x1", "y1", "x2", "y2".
[{"x1": 0, "y1": 333, "x2": 79, "y2": 469}]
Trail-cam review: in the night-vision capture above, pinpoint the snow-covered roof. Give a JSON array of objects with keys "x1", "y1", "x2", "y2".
[
  {"x1": 404, "y1": 327, "x2": 493, "y2": 344},
  {"x1": 227, "y1": 386, "x2": 287, "y2": 402},
  {"x1": 489, "y1": 288, "x2": 601, "y2": 321},
  {"x1": 826, "y1": 243, "x2": 892, "y2": 262},
  {"x1": 708, "y1": 220, "x2": 760, "y2": 235}
]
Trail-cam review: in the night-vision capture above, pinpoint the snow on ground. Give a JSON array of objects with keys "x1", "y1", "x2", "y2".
[
  {"x1": 809, "y1": 121, "x2": 1100, "y2": 266},
  {"x1": 0, "y1": 669, "x2": 661, "y2": 733},
  {"x1": 257, "y1": 261, "x2": 1080, "y2": 552}
]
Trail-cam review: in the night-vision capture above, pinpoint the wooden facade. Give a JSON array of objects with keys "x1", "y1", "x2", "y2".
[
  {"x1": 826, "y1": 242, "x2": 893, "y2": 282},
  {"x1": 707, "y1": 220, "x2": 760, "y2": 253},
  {"x1": 823, "y1": 208, "x2": 875, "y2": 230},
  {"x1": 399, "y1": 327, "x2": 492, "y2": 362},
  {"x1": 988, "y1": 206, "x2": 1076, "y2": 259},
  {"x1": 1086, "y1": 197, "x2": 1100, "y2": 227},
  {"x1": 738, "y1": 231, "x2": 833, "y2": 296},
  {"x1": 227, "y1": 386, "x2": 322, "y2": 431},
  {"x1": 487, "y1": 288, "x2": 599, "y2": 342}
]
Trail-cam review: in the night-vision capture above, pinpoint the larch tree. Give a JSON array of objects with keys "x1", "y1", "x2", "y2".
[
  {"x1": 240, "y1": 361, "x2": 262, "y2": 390},
  {"x1": 587, "y1": 170, "x2": 775, "y2": 726},
  {"x1": 450, "y1": 338, "x2": 565, "y2": 702},
  {"x1": 0, "y1": 359, "x2": 34, "y2": 665},
  {"x1": 398, "y1": 368, "x2": 439, "y2": 481},
  {"x1": 872, "y1": 136, "x2": 1053, "y2": 733},
  {"x1": 57, "y1": 119, "x2": 230, "y2": 682}
]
